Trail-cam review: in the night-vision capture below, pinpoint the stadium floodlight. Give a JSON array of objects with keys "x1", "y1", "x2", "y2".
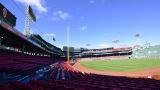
[
  {"x1": 135, "y1": 33, "x2": 141, "y2": 46},
  {"x1": 112, "y1": 40, "x2": 119, "y2": 48},
  {"x1": 86, "y1": 44, "x2": 91, "y2": 47},
  {"x1": 135, "y1": 33, "x2": 140, "y2": 37},
  {"x1": 132, "y1": 33, "x2": 142, "y2": 58},
  {"x1": 24, "y1": 3, "x2": 36, "y2": 37}
]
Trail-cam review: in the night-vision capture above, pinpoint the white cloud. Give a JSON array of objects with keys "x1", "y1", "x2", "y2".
[
  {"x1": 97, "y1": 43, "x2": 110, "y2": 48},
  {"x1": 79, "y1": 26, "x2": 88, "y2": 31},
  {"x1": 15, "y1": 0, "x2": 47, "y2": 13},
  {"x1": 44, "y1": 33, "x2": 55, "y2": 37},
  {"x1": 43, "y1": 33, "x2": 56, "y2": 44},
  {"x1": 51, "y1": 17, "x2": 59, "y2": 21},
  {"x1": 51, "y1": 10, "x2": 71, "y2": 21}
]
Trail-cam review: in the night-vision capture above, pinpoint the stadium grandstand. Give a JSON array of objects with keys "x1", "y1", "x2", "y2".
[
  {"x1": 133, "y1": 45, "x2": 160, "y2": 57},
  {"x1": 81, "y1": 47, "x2": 132, "y2": 58},
  {"x1": 1, "y1": 2, "x2": 160, "y2": 90}
]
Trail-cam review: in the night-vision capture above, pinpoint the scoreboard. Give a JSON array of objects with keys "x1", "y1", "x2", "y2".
[{"x1": 0, "y1": 3, "x2": 16, "y2": 27}]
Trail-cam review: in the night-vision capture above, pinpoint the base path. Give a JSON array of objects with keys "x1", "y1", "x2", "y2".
[{"x1": 73, "y1": 61, "x2": 160, "y2": 79}]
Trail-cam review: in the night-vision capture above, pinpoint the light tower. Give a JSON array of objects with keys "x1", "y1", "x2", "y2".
[
  {"x1": 133, "y1": 33, "x2": 141, "y2": 57},
  {"x1": 24, "y1": 5, "x2": 30, "y2": 37},
  {"x1": 135, "y1": 33, "x2": 141, "y2": 46},
  {"x1": 112, "y1": 39, "x2": 119, "y2": 48},
  {"x1": 24, "y1": 4, "x2": 36, "y2": 37}
]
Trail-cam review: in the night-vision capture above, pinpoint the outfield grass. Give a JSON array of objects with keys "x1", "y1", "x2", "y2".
[{"x1": 80, "y1": 57, "x2": 160, "y2": 72}]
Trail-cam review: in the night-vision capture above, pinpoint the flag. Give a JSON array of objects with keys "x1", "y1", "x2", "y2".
[
  {"x1": 28, "y1": 6, "x2": 36, "y2": 22},
  {"x1": 53, "y1": 37, "x2": 56, "y2": 41}
]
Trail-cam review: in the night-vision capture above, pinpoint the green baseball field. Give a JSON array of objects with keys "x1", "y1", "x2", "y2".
[{"x1": 80, "y1": 57, "x2": 160, "y2": 72}]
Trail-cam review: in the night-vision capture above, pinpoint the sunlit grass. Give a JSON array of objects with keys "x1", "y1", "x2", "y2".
[{"x1": 80, "y1": 57, "x2": 160, "y2": 72}]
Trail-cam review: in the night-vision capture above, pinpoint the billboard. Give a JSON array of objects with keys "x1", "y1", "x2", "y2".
[{"x1": 0, "y1": 3, "x2": 16, "y2": 27}]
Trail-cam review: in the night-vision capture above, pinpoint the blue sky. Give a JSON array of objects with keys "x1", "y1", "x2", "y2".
[{"x1": 1, "y1": 0, "x2": 160, "y2": 49}]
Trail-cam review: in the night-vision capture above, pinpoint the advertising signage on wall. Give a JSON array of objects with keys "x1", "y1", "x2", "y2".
[{"x1": 0, "y1": 3, "x2": 16, "y2": 27}]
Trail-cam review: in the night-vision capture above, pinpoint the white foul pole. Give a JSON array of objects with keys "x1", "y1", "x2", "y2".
[{"x1": 67, "y1": 26, "x2": 70, "y2": 64}]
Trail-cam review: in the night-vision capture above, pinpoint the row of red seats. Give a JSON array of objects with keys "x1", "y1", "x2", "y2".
[
  {"x1": 0, "y1": 51, "x2": 57, "y2": 73},
  {"x1": 48, "y1": 62, "x2": 160, "y2": 89},
  {"x1": 1, "y1": 77, "x2": 160, "y2": 90},
  {"x1": 1, "y1": 61, "x2": 160, "y2": 90}
]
